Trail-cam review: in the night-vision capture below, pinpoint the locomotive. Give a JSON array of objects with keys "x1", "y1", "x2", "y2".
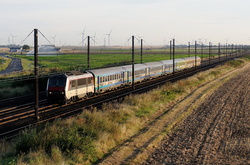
[{"x1": 47, "y1": 56, "x2": 201, "y2": 104}]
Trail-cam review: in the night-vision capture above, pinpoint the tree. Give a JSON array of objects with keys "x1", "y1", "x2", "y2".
[{"x1": 22, "y1": 45, "x2": 30, "y2": 51}]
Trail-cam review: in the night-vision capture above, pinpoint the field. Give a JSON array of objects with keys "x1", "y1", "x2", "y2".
[
  {"x1": 11, "y1": 46, "x2": 225, "y2": 73},
  {"x1": 1, "y1": 56, "x2": 249, "y2": 165},
  {"x1": 144, "y1": 59, "x2": 250, "y2": 164}
]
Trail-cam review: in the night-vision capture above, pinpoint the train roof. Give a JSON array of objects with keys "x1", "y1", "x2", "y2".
[
  {"x1": 88, "y1": 66, "x2": 124, "y2": 76},
  {"x1": 48, "y1": 71, "x2": 93, "y2": 80},
  {"x1": 67, "y1": 72, "x2": 93, "y2": 80},
  {"x1": 121, "y1": 64, "x2": 147, "y2": 71},
  {"x1": 64, "y1": 71, "x2": 85, "y2": 76},
  {"x1": 144, "y1": 61, "x2": 163, "y2": 67},
  {"x1": 183, "y1": 56, "x2": 201, "y2": 61},
  {"x1": 161, "y1": 60, "x2": 173, "y2": 65},
  {"x1": 174, "y1": 58, "x2": 186, "y2": 63}
]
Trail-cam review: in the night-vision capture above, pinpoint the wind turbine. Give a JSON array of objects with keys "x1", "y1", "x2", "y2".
[
  {"x1": 225, "y1": 38, "x2": 229, "y2": 44},
  {"x1": 51, "y1": 35, "x2": 57, "y2": 46},
  {"x1": 204, "y1": 38, "x2": 209, "y2": 45},
  {"x1": 105, "y1": 29, "x2": 113, "y2": 47},
  {"x1": 80, "y1": 27, "x2": 86, "y2": 47},
  {"x1": 92, "y1": 32, "x2": 97, "y2": 46},
  {"x1": 10, "y1": 33, "x2": 17, "y2": 45}
]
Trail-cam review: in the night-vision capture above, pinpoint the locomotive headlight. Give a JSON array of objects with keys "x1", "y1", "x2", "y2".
[
  {"x1": 49, "y1": 92, "x2": 52, "y2": 94},
  {"x1": 61, "y1": 92, "x2": 64, "y2": 94}
]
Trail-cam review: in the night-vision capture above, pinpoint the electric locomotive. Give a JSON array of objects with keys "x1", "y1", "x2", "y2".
[{"x1": 47, "y1": 71, "x2": 94, "y2": 104}]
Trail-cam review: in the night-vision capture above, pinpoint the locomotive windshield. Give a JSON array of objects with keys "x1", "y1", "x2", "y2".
[{"x1": 48, "y1": 75, "x2": 66, "y2": 87}]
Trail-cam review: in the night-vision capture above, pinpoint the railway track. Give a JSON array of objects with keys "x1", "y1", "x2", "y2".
[
  {"x1": 0, "y1": 92, "x2": 47, "y2": 109},
  {"x1": 0, "y1": 53, "x2": 246, "y2": 140}
]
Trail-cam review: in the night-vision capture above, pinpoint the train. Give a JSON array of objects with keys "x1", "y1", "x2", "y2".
[{"x1": 47, "y1": 56, "x2": 201, "y2": 104}]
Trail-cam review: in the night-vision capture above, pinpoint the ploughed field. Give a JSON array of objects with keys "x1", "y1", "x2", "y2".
[{"x1": 144, "y1": 63, "x2": 250, "y2": 164}]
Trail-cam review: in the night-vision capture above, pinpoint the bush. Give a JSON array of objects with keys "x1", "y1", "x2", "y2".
[{"x1": 15, "y1": 129, "x2": 38, "y2": 154}]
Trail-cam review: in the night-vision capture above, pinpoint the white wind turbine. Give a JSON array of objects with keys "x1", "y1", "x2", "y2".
[
  {"x1": 51, "y1": 35, "x2": 57, "y2": 46},
  {"x1": 105, "y1": 29, "x2": 113, "y2": 47},
  {"x1": 10, "y1": 33, "x2": 17, "y2": 45},
  {"x1": 80, "y1": 27, "x2": 86, "y2": 47}
]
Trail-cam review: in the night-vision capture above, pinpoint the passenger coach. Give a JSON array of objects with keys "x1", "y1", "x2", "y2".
[{"x1": 88, "y1": 67, "x2": 125, "y2": 93}]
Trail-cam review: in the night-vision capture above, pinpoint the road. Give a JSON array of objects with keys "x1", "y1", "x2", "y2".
[{"x1": 0, "y1": 55, "x2": 23, "y2": 75}]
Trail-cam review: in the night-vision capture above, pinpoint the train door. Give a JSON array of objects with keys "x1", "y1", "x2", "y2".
[
  {"x1": 145, "y1": 68, "x2": 148, "y2": 79},
  {"x1": 122, "y1": 72, "x2": 125, "y2": 85},
  {"x1": 69, "y1": 80, "x2": 77, "y2": 99},
  {"x1": 148, "y1": 68, "x2": 151, "y2": 78},
  {"x1": 97, "y1": 76, "x2": 100, "y2": 93},
  {"x1": 86, "y1": 78, "x2": 88, "y2": 94},
  {"x1": 75, "y1": 80, "x2": 78, "y2": 96}
]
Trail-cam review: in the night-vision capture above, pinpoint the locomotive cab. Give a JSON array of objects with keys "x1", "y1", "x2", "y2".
[{"x1": 47, "y1": 74, "x2": 67, "y2": 103}]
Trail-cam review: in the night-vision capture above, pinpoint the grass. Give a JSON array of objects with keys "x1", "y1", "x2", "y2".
[
  {"x1": 0, "y1": 86, "x2": 32, "y2": 100},
  {"x1": 0, "y1": 46, "x2": 243, "y2": 80},
  {"x1": 10, "y1": 46, "x2": 229, "y2": 73},
  {"x1": 0, "y1": 57, "x2": 12, "y2": 71},
  {"x1": 1, "y1": 56, "x2": 249, "y2": 165}
]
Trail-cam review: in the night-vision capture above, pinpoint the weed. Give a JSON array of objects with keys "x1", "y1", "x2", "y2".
[
  {"x1": 209, "y1": 70, "x2": 222, "y2": 76},
  {"x1": 226, "y1": 59, "x2": 244, "y2": 68}
]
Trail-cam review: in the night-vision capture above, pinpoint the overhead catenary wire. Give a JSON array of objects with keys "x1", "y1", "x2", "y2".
[
  {"x1": 38, "y1": 30, "x2": 53, "y2": 45},
  {"x1": 20, "y1": 30, "x2": 34, "y2": 45}
]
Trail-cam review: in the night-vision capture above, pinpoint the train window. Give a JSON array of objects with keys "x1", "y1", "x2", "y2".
[
  {"x1": 100, "y1": 77, "x2": 102, "y2": 83},
  {"x1": 88, "y1": 77, "x2": 92, "y2": 84},
  {"x1": 71, "y1": 80, "x2": 76, "y2": 88},
  {"x1": 78, "y1": 78, "x2": 86, "y2": 86},
  {"x1": 49, "y1": 78, "x2": 66, "y2": 87},
  {"x1": 105, "y1": 76, "x2": 108, "y2": 82}
]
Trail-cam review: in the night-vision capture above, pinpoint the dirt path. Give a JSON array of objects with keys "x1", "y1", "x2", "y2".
[
  {"x1": 143, "y1": 63, "x2": 250, "y2": 164},
  {"x1": 98, "y1": 63, "x2": 250, "y2": 165}
]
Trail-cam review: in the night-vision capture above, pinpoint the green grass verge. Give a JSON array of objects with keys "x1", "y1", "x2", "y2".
[{"x1": 0, "y1": 57, "x2": 12, "y2": 71}]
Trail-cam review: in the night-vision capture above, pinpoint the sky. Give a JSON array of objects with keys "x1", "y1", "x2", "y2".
[{"x1": 1, "y1": 0, "x2": 250, "y2": 46}]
